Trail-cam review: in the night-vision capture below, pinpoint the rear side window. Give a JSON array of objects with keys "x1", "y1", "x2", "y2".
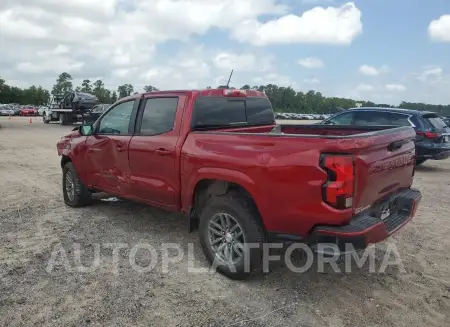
[
  {"x1": 139, "y1": 97, "x2": 179, "y2": 135},
  {"x1": 423, "y1": 115, "x2": 448, "y2": 130},
  {"x1": 192, "y1": 97, "x2": 274, "y2": 128},
  {"x1": 353, "y1": 111, "x2": 411, "y2": 126}
]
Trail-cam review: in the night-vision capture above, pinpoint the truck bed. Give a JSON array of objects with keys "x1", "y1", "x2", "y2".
[
  {"x1": 182, "y1": 124, "x2": 416, "y2": 237},
  {"x1": 211, "y1": 123, "x2": 404, "y2": 137}
]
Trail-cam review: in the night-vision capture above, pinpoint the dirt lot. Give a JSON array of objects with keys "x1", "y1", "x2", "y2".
[{"x1": 1, "y1": 116, "x2": 449, "y2": 327}]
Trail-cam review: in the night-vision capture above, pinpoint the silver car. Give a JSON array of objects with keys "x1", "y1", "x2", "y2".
[{"x1": 0, "y1": 107, "x2": 15, "y2": 116}]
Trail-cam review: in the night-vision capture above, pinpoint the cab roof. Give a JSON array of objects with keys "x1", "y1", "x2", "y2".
[{"x1": 121, "y1": 88, "x2": 267, "y2": 101}]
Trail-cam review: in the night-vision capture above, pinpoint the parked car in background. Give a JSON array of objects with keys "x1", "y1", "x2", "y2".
[
  {"x1": 19, "y1": 105, "x2": 38, "y2": 116},
  {"x1": 57, "y1": 89, "x2": 421, "y2": 279},
  {"x1": 442, "y1": 116, "x2": 450, "y2": 127},
  {"x1": 82, "y1": 103, "x2": 112, "y2": 125},
  {"x1": 0, "y1": 106, "x2": 15, "y2": 116},
  {"x1": 322, "y1": 107, "x2": 450, "y2": 165}
]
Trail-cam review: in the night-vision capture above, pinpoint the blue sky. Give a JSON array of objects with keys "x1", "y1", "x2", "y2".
[{"x1": 1, "y1": 0, "x2": 450, "y2": 105}]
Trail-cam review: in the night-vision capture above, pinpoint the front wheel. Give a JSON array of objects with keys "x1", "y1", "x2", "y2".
[
  {"x1": 198, "y1": 193, "x2": 265, "y2": 280},
  {"x1": 59, "y1": 113, "x2": 67, "y2": 125},
  {"x1": 43, "y1": 114, "x2": 50, "y2": 124},
  {"x1": 62, "y1": 162, "x2": 92, "y2": 207}
]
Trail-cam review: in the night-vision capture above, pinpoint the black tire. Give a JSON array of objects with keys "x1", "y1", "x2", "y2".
[
  {"x1": 59, "y1": 113, "x2": 66, "y2": 125},
  {"x1": 416, "y1": 158, "x2": 427, "y2": 166},
  {"x1": 198, "y1": 192, "x2": 265, "y2": 280},
  {"x1": 62, "y1": 162, "x2": 92, "y2": 207},
  {"x1": 43, "y1": 114, "x2": 50, "y2": 124}
]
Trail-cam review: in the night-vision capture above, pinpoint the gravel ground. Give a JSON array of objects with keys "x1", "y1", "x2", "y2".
[{"x1": 0, "y1": 116, "x2": 449, "y2": 327}]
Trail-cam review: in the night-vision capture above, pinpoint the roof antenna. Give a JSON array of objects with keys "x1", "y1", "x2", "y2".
[{"x1": 226, "y1": 70, "x2": 234, "y2": 89}]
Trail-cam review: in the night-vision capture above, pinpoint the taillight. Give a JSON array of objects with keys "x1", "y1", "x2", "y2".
[
  {"x1": 320, "y1": 154, "x2": 354, "y2": 210},
  {"x1": 416, "y1": 131, "x2": 441, "y2": 139},
  {"x1": 223, "y1": 89, "x2": 247, "y2": 97}
]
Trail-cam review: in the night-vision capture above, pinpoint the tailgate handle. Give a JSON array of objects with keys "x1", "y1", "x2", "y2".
[{"x1": 388, "y1": 140, "x2": 406, "y2": 152}]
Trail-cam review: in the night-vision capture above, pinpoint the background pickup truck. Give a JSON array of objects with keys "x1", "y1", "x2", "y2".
[{"x1": 57, "y1": 88, "x2": 421, "y2": 279}]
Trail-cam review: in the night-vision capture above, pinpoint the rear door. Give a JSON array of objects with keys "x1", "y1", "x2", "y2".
[
  {"x1": 128, "y1": 95, "x2": 186, "y2": 210},
  {"x1": 85, "y1": 99, "x2": 137, "y2": 194}
]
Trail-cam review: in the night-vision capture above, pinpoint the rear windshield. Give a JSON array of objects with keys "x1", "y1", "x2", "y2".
[
  {"x1": 423, "y1": 114, "x2": 448, "y2": 130},
  {"x1": 192, "y1": 96, "x2": 274, "y2": 128}
]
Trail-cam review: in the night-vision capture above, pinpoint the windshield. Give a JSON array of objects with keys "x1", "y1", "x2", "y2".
[
  {"x1": 77, "y1": 92, "x2": 97, "y2": 98},
  {"x1": 192, "y1": 96, "x2": 275, "y2": 128}
]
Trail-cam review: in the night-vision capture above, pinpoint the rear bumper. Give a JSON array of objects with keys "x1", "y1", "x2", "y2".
[
  {"x1": 308, "y1": 188, "x2": 421, "y2": 253},
  {"x1": 417, "y1": 143, "x2": 450, "y2": 160}
]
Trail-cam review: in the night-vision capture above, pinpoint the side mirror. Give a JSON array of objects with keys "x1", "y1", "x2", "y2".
[{"x1": 80, "y1": 125, "x2": 94, "y2": 136}]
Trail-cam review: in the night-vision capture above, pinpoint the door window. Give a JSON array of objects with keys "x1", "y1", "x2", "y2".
[
  {"x1": 98, "y1": 100, "x2": 135, "y2": 135},
  {"x1": 139, "y1": 97, "x2": 179, "y2": 135},
  {"x1": 324, "y1": 112, "x2": 354, "y2": 125},
  {"x1": 353, "y1": 111, "x2": 386, "y2": 125}
]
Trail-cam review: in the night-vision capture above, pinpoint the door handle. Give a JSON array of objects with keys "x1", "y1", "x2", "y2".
[
  {"x1": 155, "y1": 148, "x2": 171, "y2": 155},
  {"x1": 88, "y1": 148, "x2": 101, "y2": 153},
  {"x1": 116, "y1": 146, "x2": 124, "y2": 152}
]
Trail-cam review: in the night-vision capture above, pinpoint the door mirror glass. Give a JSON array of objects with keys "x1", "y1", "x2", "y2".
[{"x1": 80, "y1": 125, "x2": 93, "y2": 136}]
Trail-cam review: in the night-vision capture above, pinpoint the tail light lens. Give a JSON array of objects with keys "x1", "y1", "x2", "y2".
[
  {"x1": 320, "y1": 154, "x2": 354, "y2": 209},
  {"x1": 416, "y1": 131, "x2": 441, "y2": 139}
]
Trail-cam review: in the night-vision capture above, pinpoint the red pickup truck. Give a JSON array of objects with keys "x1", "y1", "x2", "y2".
[{"x1": 57, "y1": 88, "x2": 421, "y2": 279}]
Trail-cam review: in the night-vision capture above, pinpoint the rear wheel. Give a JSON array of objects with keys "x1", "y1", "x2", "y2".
[
  {"x1": 198, "y1": 192, "x2": 265, "y2": 280},
  {"x1": 62, "y1": 162, "x2": 92, "y2": 207},
  {"x1": 416, "y1": 158, "x2": 427, "y2": 166}
]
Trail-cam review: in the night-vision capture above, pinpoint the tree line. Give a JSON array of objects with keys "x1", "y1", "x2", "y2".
[{"x1": 1, "y1": 73, "x2": 449, "y2": 115}]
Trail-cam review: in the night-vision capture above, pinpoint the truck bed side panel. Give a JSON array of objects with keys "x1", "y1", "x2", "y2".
[{"x1": 181, "y1": 126, "x2": 416, "y2": 237}]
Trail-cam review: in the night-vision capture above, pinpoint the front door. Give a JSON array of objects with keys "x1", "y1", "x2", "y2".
[{"x1": 85, "y1": 99, "x2": 136, "y2": 195}]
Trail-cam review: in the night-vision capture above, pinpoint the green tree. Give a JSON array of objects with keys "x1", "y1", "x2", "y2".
[
  {"x1": 2, "y1": 73, "x2": 450, "y2": 115},
  {"x1": 93, "y1": 80, "x2": 108, "y2": 102},
  {"x1": 111, "y1": 91, "x2": 118, "y2": 103},
  {"x1": 117, "y1": 84, "x2": 134, "y2": 98},
  {"x1": 144, "y1": 85, "x2": 159, "y2": 92},
  {"x1": 81, "y1": 79, "x2": 92, "y2": 93},
  {"x1": 52, "y1": 72, "x2": 73, "y2": 96}
]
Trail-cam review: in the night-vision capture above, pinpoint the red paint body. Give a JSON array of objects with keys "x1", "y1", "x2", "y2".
[
  {"x1": 19, "y1": 106, "x2": 38, "y2": 116},
  {"x1": 57, "y1": 89, "x2": 420, "y2": 242}
]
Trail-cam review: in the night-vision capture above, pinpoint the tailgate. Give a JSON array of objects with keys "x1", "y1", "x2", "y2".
[{"x1": 352, "y1": 127, "x2": 416, "y2": 214}]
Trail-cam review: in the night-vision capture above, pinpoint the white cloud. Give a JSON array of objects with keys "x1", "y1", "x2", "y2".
[
  {"x1": 304, "y1": 78, "x2": 320, "y2": 84},
  {"x1": 385, "y1": 84, "x2": 406, "y2": 91},
  {"x1": 358, "y1": 64, "x2": 390, "y2": 76},
  {"x1": 298, "y1": 57, "x2": 324, "y2": 69},
  {"x1": 359, "y1": 65, "x2": 379, "y2": 76},
  {"x1": 213, "y1": 52, "x2": 273, "y2": 72},
  {"x1": 356, "y1": 83, "x2": 375, "y2": 91},
  {"x1": 252, "y1": 74, "x2": 297, "y2": 88},
  {"x1": 0, "y1": 0, "x2": 364, "y2": 91},
  {"x1": 302, "y1": 0, "x2": 334, "y2": 4},
  {"x1": 417, "y1": 67, "x2": 443, "y2": 83},
  {"x1": 231, "y1": 2, "x2": 363, "y2": 46},
  {"x1": 428, "y1": 15, "x2": 450, "y2": 42}
]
